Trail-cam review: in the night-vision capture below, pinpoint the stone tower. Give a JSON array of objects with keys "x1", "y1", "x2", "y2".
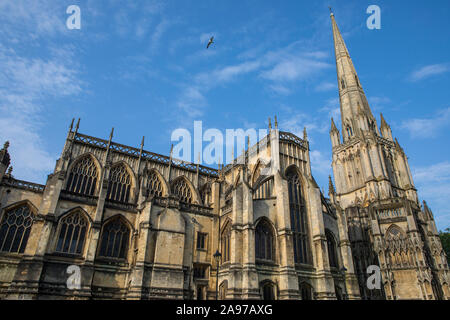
[{"x1": 329, "y1": 11, "x2": 449, "y2": 299}]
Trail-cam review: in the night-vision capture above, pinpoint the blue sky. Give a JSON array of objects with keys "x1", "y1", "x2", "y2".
[{"x1": 0, "y1": 0, "x2": 449, "y2": 230}]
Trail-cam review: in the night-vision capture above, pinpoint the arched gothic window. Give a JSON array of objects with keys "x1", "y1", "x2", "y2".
[
  {"x1": 326, "y1": 230, "x2": 339, "y2": 268},
  {"x1": 255, "y1": 219, "x2": 274, "y2": 261},
  {"x1": 147, "y1": 170, "x2": 163, "y2": 198},
  {"x1": 346, "y1": 126, "x2": 353, "y2": 138},
  {"x1": 66, "y1": 155, "x2": 98, "y2": 196},
  {"x1": 300, "y1": 282, "x2": 313, "y2": 300},
  {"x1": 56, "y1": 211, "x2": 88, "y2": 255},
  {"x1": 286, "y1": 168, "x2": 310, "y2": 264},
  {"x1": 261, "y1": 282, "x2": 275, "y2": 300},
  {"x1": 171, "y1": 178, "x2": 193, "y2": 203},
  {"x1": 0, "y1": 204, "x2": 34, "y2": 253},
  {"x1": 221, "y1": 222, "x2": 231, "y2": 263},
  {"x1": 106, "y1": 164, "x2": 131, "y2": 203},
  {"x1": 253, "y1": 177, "x2": 274, "y2": 200},
  {"x1": 98, "y1": 217, "x2": 130, "y2": 259},
  {"x1": 252, "y1": 163, "x2": 262, "y2": 186}
]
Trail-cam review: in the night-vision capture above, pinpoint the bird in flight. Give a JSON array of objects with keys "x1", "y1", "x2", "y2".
[{"x1": 206, "y1": 36, "x2": 214, "y2": 49}]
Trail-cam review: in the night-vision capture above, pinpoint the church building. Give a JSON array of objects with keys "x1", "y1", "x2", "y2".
[{"x1": 0, "y1": 12, "x2": 447, "y2": 300}]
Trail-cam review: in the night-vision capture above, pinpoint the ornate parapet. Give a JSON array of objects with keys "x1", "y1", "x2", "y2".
[
  {"x1": 74, "y1": 132, "x2": 219, "y2": 178},
  {"x1": 279, "y1": 131, "x2": 308, "y2": 150},
  {"x1": 1, "y1": 177, "x2": 45, "y2": 193}
]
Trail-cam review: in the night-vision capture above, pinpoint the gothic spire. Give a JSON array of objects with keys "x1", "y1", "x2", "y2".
[
  {"x1": 74, "y1": 118, "x2": 80, "y2": 134},
  {"x1": 330, "y1": 117, "x2": 339, "y2": 133},
  {"x1": 380, "y1": 113, "x2": 389, "y2": 128},
  {"x1": 330, "y1": 12, "x2": 375, "y2": 135},
  {"x1": 394, "y1": 138, "x2": 404, "y2": 153},
  {"x1": 422, "y1": 200, "x2": 434, "y2": 220},
  {"x1": 328, "y1": 175, "x2": 336, "y2": 195}
]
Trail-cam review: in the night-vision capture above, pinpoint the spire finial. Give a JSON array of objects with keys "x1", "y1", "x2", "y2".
[
  {"x1": 109, "y1": 127, "x2": 114, "y2": 140},
  {"x1": 380, "y1": 112, "x2": 389, "y2": 128},
  {"x1": 75, "y1": 118, "x2": 80, "y2": 133},
  {"x1": 329, "y1": 6, "x2": 333, "y2": 16},
  {"x1": 394, "y1": 137, "x2": 404, "y2": 153},
  {"x1": 268, "y1": 117, "x2": 272, "y2": 130},
  {"x1": 140, "y1": 136, "x2": 145, "y2": 149},
  {"x1": 274, "y1": 115, "x2": 278, "y2": 129},
  {"x1": 303, "y1": 126, "x2": 308, "y2": 140},
  {"x1": 423, "y1": 200, "x2": 430, "y2": 212},
  {"x1": 328, "y1": 175, "x2": 336, "y2": 195},
  {"x1": 69, "y1": 118, "x2": 74, "y2": 132},
  {"x1": 2, "y1": 141, "x2": 9, "y2": 151},
  {"x1": 330, "y1": 117, "x2": 338, "y2": 132}
]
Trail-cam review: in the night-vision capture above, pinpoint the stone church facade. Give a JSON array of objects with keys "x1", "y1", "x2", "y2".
[{"x1": 0, "y1": 13, "x2": 448, "y2": 300}]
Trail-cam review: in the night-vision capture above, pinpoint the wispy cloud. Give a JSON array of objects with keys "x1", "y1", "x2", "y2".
[
  {"x1": 0, "y1": 1, "x2": 67, "y2": 40},
  {"x1": 400, "y1": 107, "x2": 450, "y2": 138},
  {"x1": 176, "y1": 86, "x2": 207, "y2": 118},
  {"x1": 310, "y1": 150, "x2": 331, "y2": 176},
  {"x1": 279, "y1": 113, "x2": 317, "y2": 138},
  {"x1": 276, "y1": 97, "x2": 341, "y2": 163},
  {"x1": 315, "y1": 81, "x2": 337, "y2": 92},
  {"x1": 174, "y1": 59, "x2": 262, "y2": 121},
  {"x1": 368, "y1": 96, "x2": 391, "y2": 111},
  {"x1": 199, "y1": 60, "x2": 262, "y2": 84},
  {"x1": 278, "y1": 105, "x2": 332, "y2": 140},
  {"x1": 414, "y1": 161, "x2": 450, "y2": 183},
  {"x1": 413, "y1": 161, "x2": 450, "y2": 229},
  {"x1": 150, "y1": 19, "x2": 173, "y2": 52},
  {"x1": 0, "y1": 52, "x2": 81, "y2": 181},
  {"x1": 174, "y1": 42, "x2": 332, "y2": 121},
  {"x1": 0, "y1": 1, "x2": 90, "y2": 182},
  {"x1": 261, "y1": 55, "x2": 331, "y2": 82},
  {"x1": 319, "y1": 97, "x2": 340, "y2": 121},
  {"x1": 409, "y1": 63, "x2": 449, "y2": 82},
  {"x1": 111, "y1": 0, "x2": 166, "y2": 43},
  {"x1": 268, "y1": 84, "x2": 291, "y2": 95}
]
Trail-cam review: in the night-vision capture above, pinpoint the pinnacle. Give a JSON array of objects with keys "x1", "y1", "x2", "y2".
[
  {"x1": 328, "y1": 175, "x2": 336, "y2": 195},
  {"x1": 330, "y1": 118, "x2": 338, "y2": 132},
  {"x1": 380, "y1": 113, "x2": 389, "y2": 128}
]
